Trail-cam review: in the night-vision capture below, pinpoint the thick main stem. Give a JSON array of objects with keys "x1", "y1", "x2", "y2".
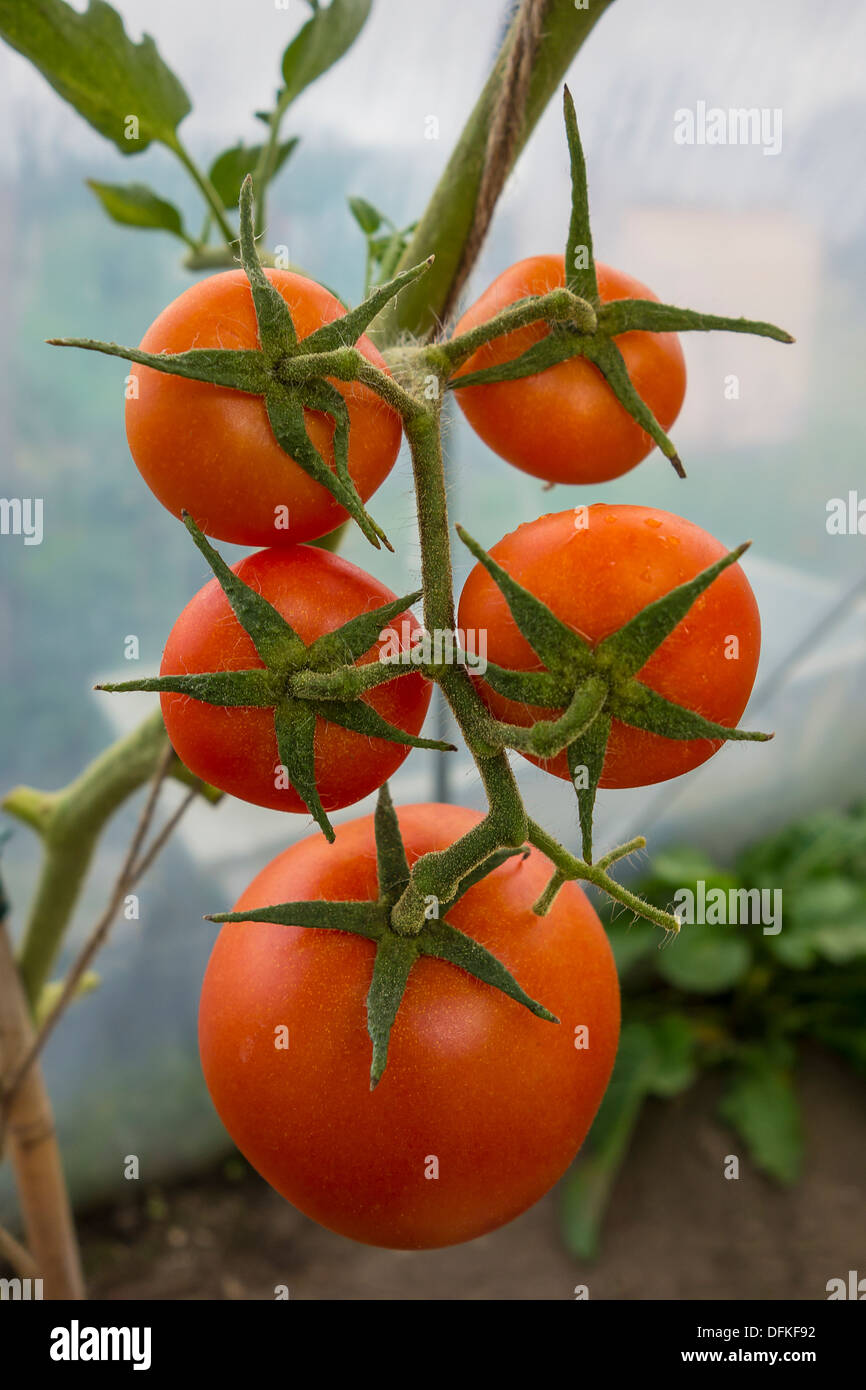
[
  {"x1": 0, "y1": 918, "x2": 84, "y2": 1299},
  {"x1": 391, "y1": 402, "x2": 528, "y2": 934}
]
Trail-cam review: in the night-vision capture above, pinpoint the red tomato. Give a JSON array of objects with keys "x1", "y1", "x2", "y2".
[
  {"x1": 125, "y1": 269, "x2": 402, "y2": 546},
  {"x1": 453, "y1": 257, "x2": 686, "y2": 484},
  {"x1": 160, "y1": 545, "x2": 430, "y2": 812},
  {"x1": 458, "y1": 505, "x2": 760, "y2": 788},
  {"x1": 198, "y1": 803, "x2": 620, "y2": 1249}
]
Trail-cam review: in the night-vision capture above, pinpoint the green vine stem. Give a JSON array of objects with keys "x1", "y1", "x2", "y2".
[
  {"x1": 372, "y1": 0, "x2": 615, "y2": 342},
  {"x1": 3, "y1": 712, "x2": 218, "y2": 1008}
]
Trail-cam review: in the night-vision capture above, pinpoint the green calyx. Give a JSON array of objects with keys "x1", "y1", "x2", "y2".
[
  {"x1": 443, "y1": 87, "x2": 793, "y2": 479},
  {"x1": 456, "y1": 524, "x2": 772, "y2": 866},
  {"x1": 97, "y1": 513, "x2": 454, "y2": 842},
  {"x1": 48, "y1": 175, "x2": 434, "y2": 550},
  {"x1": 206, "y1": 783, "x2": 556, "y2": 1087}
]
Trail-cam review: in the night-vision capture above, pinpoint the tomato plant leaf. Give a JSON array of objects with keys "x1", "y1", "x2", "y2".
[
  {"x1": 374, "y1": 783, "x2": 411, "y2": 902},
  {"x1": 455, "y1": 525, "x2": 592, "y2": 676},
  {"x1": 419, "y1": 920, "x2": 558, "y2": 1024},
  {"x1": 476, "y1": 662, "x2": 565, "y2": 707},
  {"x1": 562, "y1": 85, "x2": 599, "y2": 305},
  {"x1": 86, "y1": 180, "x2": 190, "y2": 242},
  {"x1": 209, "y1": 138, "x2": 298, "y2": 211},
  {"x1": 718, "y1": 1056, "x2": 803, "y2": 1184},
  {"x1": 449, "y1": 331, "x2": 582, "y2": 390},
  {"x1": 597, "y1": 298, "x2": 794, "y2": 345},
  {"x1": 180, "y1": 514, "x2": 305, "y2": 670},
  {"x1": 237, "y1": 177, "x2": 298, "y2": 352},
  {"x1": 206, "y1": 900, "x2": 384, "y2": 940},
  {"x1": 560, "y1": 1021, "x2": 652, "y2": 1259},
  {"x1": 566, "y1": 711, "x2": 611, "y2": 864},
  {"x1": 308, "y1": 698, "x2": 455, "y2": 752},
  {"x1": 595, "y1": 544, "x2": 750, "y2": 679},
  {"x1": 300, "y1": 377, "x2": 354, "y2": 494},
  {"x1": 302, "y1": 256, "x2": 433, "y2": 353},
  {"x1": 583, "y1": 337, "x2": 684, "y2": 476},
  {"x1": 306, "y1": 591, "x2": 422, "y2": 669},
  {"x1": 46, "y1": 337, "x2": 270, "y2": 393},
  {"x1": 0, "y1": 0, "x2": 191, "y2": 153},
  {"x1": 348, "y1": 195, "x2": 383, "y2": 235},
  {"x1": 273, "y1": 699, "x2": 334, "y2": 842},
  {"x1": 96, "y1": 670, "x2": 274, "y2": 708},
  {"x1": 266, "y1": 387, "x2": 390, "y2": 551},
  {"x1": 657, "y1": 923, "x2": 752, "y2": 995},
  {"x1": 280, "y1": 0, "x2": 372, "y2": 110},
  {"x1": 366, "y1": 930, "x2": 419, "y2": 1088},
  {"x1": 612, "y1": 681, "x2": 772, "y2": 745}
]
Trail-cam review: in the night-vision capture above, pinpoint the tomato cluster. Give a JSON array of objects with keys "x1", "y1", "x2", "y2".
[{"x1": 104, "y1": 217, "x2": 763, "y2": 1250}]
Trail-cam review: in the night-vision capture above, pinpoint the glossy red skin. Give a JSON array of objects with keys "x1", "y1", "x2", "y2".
[
  {"x1": 125, "y1": 269, "x2": 402, "y2": 546},
  {"x1": 458, "y1": 505, "x2": 761, "y2": 788},
  {"x1": 160, "y1": 546, "x2": 430, "y2": 813},
  {"x1": 453, "y1": 258, "x2": 687, "y2": 484},
  {"x1": 198, "y1": 803, "x2": 620, "y2": 1249}
]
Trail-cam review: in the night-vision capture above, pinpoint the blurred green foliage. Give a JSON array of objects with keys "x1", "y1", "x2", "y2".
[{"x1": 562, "y1": 803, "x2": 866, "y2": 1259}]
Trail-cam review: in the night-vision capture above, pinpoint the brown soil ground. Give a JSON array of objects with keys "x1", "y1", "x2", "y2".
[{"x1": 78, "y1": 1048, "x2": 864, "y2": 1301}]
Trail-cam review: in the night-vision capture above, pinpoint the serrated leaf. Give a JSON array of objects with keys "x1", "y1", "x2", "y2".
[
  {"x1": 281, "y1": 0, "x2": 372, "y2": 108},
  {"x1": 719, "y1": 1058, "x2": 803, "y2": 1183},
  {"x1": 348, "y1": 194, "x2": 382, "y2": 234},
  {"x1": 656, "y1": 923, "x2": 752, "y2": 995},
  {"x1": 86, "y1": 180, "x2": 187, "y2": 240},
  {"x1": 0, "y1": 0, "x2": 190, "y2": 152},
  {"x1": 209, "y1": 138, "x2": 298, "y2": 210}
]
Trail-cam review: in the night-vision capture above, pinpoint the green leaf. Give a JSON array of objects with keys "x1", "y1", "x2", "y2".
[
  {"x1": 649, "y1": 847, "x2": 725, "y2": 888},
  {"x1": 0, "y1": 0, "x2": 190, "y2": 152},
  {"x1": 595, "y1": 544, "x2": 750, "y2": 680},
  {"x1": 567, "y1": 711, "x2": 611, "y2": 864},
  {"x1": 373, "y1": 783, "x2": 411, "y2": 902},
  {"x1": 181, "y1": 514, "x2": 303, "y2": 670},
  {"x1": 613, "y1": 680, "x2": 771, "y2": 745},
  {"x1": 280, "y1": 0, "x2": 372, "y2": 108},
  {"x1": 455, "y1": 525, "x2": 591, "y2": 676},
  {"x1": 420, "y1": 919, "x2": 558, "y2": 1024},
  {"x1": 657, "y1": 923, "x2": 752, "y2": 995},
  {"x1": 560, "y1": 1014, "x2": 698, "y2": 1260},
  {"x1": 306, "y1": 590, "x2": 422, "y2": 669},
  {"x1": 86, "y1": 180, "x2": 188, "y2": 240},
  {"x1": 366, "y1": 931, "x2": 419, "y2": 1088},
  {"x1": 274, "y1": 699, "x2": 334, "y2": 842},
  {"x1": 209, "y1": 138, "x2": 298, "y2": 210},
  {"x1": 719, "y1": 1057, "x2": 803, "y2": 1183},
  {"x1": 645, "y1": 1013, "x2": 697, "y2": 1097},
  {"x1": 562, "y1": 85, "x2": 598, "y2": 303},
  {"x1": 560, "y1": 1022, "x2": 651, "y2": 1260},
  {"x1": 348, "y1": 194, "x2": 383, "y2": 234}
]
